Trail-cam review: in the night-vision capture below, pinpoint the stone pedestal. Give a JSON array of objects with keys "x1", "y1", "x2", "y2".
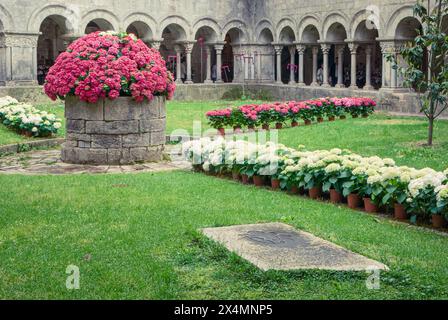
[{"x1": 62, "y1": 96, "x2": 166, "y2": 165}]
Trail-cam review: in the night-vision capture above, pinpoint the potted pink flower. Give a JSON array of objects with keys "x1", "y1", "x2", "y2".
[{"x1": 44, "y1": 31, "x2": 175, "y2": 165}]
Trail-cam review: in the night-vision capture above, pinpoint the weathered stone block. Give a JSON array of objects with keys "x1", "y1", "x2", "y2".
[
  {"x1": 66, "y1": 119, "x2": 85, "y2": 133},
  {"x1": 140, "y1": 118, "x2": 166, "y2": 133},
  {"x1": 65, "y1": 96, "x2": 104, "y2": 120},
  {"x1": 150, "y1": 131, "x2": 166, "y2": 145},
  {"x1": 122, "y1": 133, "x2": 150, "y2": 147},
  {"x1": 66, "y1": 133, "x2": 91, "y2": 142},
  {"x1": 91, "y1": 135, "x2": 122, "y2": 149},
  {"x1": 85, "y1": 120, "x2": 139, "y2": 134},
  {"x1": 78, "y1": 141, "x2": 91, "y2": 148},
  {"x1": 104, "y1": 98, "x2": 145, "y2": 121}
]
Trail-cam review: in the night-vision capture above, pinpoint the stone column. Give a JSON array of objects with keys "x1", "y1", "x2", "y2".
[
  {"x1": 348, "y1": 42, "x2": 358, "y2": 89},
  {"x1": 289, "y1": 46, "x2": 296, "y2": 85},
  {"x1": 336, "y1": 45, "x2": 345, "y2": 88},
  {"x1": 380, "y1": 42, "x2": 390, "y2": 88},
  {"x1": 174, "y1": 45, "x2": 183, "y2": 84},
  {"x1": 296, "y1": 44, "x2": 306, "y2": 86},
  {"x1": 274, "y1": 46, "x2": 283, "y2": 84},
  {"x1": 311, "y1": 46, "x2": 319, "y2": 86},
  {"x1": 0, "y1": 32, "x2": 40, "y2": 86},
  {"x1": 214, "y1": 44, "x2": 224, "y2": 83},
  {"x1": 364, "y1": 46, "x2": 373, "y2": 90},
  {"x1": 204, "y1": 46, "x2": 212, "y2": 83},
  {"x1": 321, "y1": 43, "x2": 331, "y2": 87},
  {"x1": 184, "y1": 41, "x2": 194, "y2": 84}
]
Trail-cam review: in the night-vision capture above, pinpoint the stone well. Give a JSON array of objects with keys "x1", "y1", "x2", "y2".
[{"x1": 61, "y1": 96, "x2": 166, "y2": 165}]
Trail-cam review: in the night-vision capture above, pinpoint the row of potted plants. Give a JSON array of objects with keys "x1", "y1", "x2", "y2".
[
  {"x1": 0, "y1": 96, "x2": 62, "y2": 137},
  {"x1": 205, "y1": 97, "x2": 376, "y2": 134},
  {"x1": 182, "y1": 137, "x2": 448, "y2": 229}
]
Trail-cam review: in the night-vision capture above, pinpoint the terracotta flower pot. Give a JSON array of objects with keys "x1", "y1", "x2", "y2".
[
  {"x1": 328, "y1": 116, "x2": 336, "y2": 122},
  {"x1": 347, "y1": 193, "x2": 361, "y2": 209},
  {"x1": 363, "y1": 197, "x2": 378, "y2": 213},
  {"x1": 330, "y1": 189, "x2": 343, "y2": 204},
  {"x1": 217, "y1": 128, "x2": 225, "y2": 136},
  {"x1": 304, "y1": 120, "x2": 312, "y2": 126},
  {"x1": 290, "y1": 185, "x2": 299, "y2": 194},
  {"x1": 233, "y1": 126, "x2": 242, "y2": 133},
  {"x1": 432, "y1": 215, "x2": 447, "y2": 228},
  {"x1": 271, "y1": 178, "x2": 280, "y2": 190},
  {"x1": 394, "y1": 203, "x2": 408, "y2": 220},
  {"x1": 242, "y1": 174, "x2": 250, "y2": 185},
  {"x1": 291, "y1": 121, "x2": 299, "y2": 127},
  {"x1": 262, "y1": 124, "x2": 270, "y2": 130},
  {"x1": 253, "y1": 175, "x2": 265, "y2": 187},
  {"x1": 275, "y1": 123, "x2": 283, "y2": 130},
  {"x1": 309, "y1": 187, "x2": 322, "y2": 199},
  {"x1": 352, "y1": 114, "x2": 359, "y2": 119},
  {"x1": 340, "y1": 115, "x2": 347, "y2": 120},
  {"x1": 232, "y1": 171, "x2": 241, "y2": 182},
  {"x1": 317, "y1": 118, "x2": 324, "y2": 123}
]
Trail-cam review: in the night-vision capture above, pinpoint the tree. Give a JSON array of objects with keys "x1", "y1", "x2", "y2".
[{"x1": 389, "y1": 0, "x2": 448, "y2": 146}]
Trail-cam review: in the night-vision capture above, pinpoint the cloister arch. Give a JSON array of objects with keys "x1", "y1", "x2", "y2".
[
  {"x1": 255, "y1": 19, "x2": 276, "y2": 43},
  {"x1": 385, "y1": 5, "x2": 418, "y2": 38},
  {"x1": 322, "y1": 13, "x2": 349, "y2": 41},
  {"x1": 82, "y1": 10, "x2": 119, "y2": 34},
  {"x1": 276, "y1": 18, "x2": 297, "y2": 42},
  {"x1": 27, "y1": 4, "x2": 77, "y2": 34},
  {"x1": 37, "y1": 15, "x2": 74, "y2": 84},
  {"x1": 123, "y1": 13, "x2": 156, "y2": 44},
  {"x1": 126, "y1": 21, "x2": 153, "y2": 43},
  {"x1": 192, "y1": 25, "x2": 219, "y2": 83},
  {"x1": 221, "y1": 22, "x2": 247, "y2": 83},
  {"x1": 353, "y1": 20, "x2": 382, "y2": 89}
]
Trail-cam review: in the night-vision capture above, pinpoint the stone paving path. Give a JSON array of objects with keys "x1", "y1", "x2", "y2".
[{"x1": 0, "y1": 145, "x2": 191, "y2": 175}]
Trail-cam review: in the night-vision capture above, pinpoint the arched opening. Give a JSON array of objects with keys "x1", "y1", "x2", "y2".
[
  {"x1": 354, "y1": 21, "x2": 381, "y2": 89},
  {"x1": 278, "y1": 26, "x2": 296, "y2": 84},
  {"x1": 85, "y1": 19, "x2": 114, "y2": 34},
  {"x1": 302, "y1": 25, "x2": 320, "y2": 85},
  {"x1": 126, "y1": 21, "x2": 153, "y2": 44},
  {"x1": 325, "y1": 23, "x2": 348, "y2": 87},
  {"x1": 160, "y1": 24, "x2": 187, "y2": 81},
  {"x1": 192, "y1": 26, "x2": 218, "y2": 83},
  {"x1": 257, "y1": 28, "x2": 275, "y2": 82},
  {"x1": 395, "y1": 17, "x2": 426, "y2": 90},
  {"x1": 223, "y1": 28, "x2": 245, "y2": 83},
  {"x1": 37, "y1": 15, "x2": 72, "y2": 85}
]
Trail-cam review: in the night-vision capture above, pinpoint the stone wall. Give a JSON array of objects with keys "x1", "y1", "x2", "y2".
[
  {"x1": 0, "y1": 83, "x2": 439, "y2": 117},
  {"x1": 62, "y1": 96, "x2": 166, "y2": 165}
]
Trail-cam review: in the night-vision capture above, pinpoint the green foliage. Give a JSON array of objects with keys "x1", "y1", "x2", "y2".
[{"x1": 389, "y1": 0, "x2": 448, "y2": 145}]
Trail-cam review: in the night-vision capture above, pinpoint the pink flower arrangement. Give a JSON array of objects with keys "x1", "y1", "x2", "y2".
[
  {"x1": 206, "y1": 97, "x2": 377, "y2": 130},
  {"x1": 44, "y1": 31, "x2": 176, "y2": 103}
]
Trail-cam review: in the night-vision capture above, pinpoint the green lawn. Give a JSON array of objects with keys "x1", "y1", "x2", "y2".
[{"x1": 0, "y1": 171, "x2": 447, "y2": 299}]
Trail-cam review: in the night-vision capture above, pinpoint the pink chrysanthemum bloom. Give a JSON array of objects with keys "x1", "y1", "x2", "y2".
[{"x1": 44, "y1": 31, "x2": 176, "y2": 103}]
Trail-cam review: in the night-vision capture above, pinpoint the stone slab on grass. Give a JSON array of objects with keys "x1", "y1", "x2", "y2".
[{"x1": 202, "y1": 223, "x2": 388, "y2": 272}]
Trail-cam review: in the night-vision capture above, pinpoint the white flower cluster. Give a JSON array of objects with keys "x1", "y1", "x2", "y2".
[
  {"x1": 182, "y1": 137, "x2": 291, "y2": 173},
  {"x1": 183, "y1": 138, "x2": 448, "y2": 214},
  {"x1": 0, "y1": 96, "x2": 62, "y2": 136}
]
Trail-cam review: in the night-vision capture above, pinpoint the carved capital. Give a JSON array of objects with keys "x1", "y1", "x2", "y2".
[
  {"x1": 0, "y1": 32, "x2": 40, "y2": 48},
  {"x1": 296, "y1": 44, "x2": 306, "y2": 54},
  {"x1": 320, "y1": 43, "x2": 330, "y2": 54},
  {"x1": 348, "y1": 42, "x2": 358, "y2": 54}
]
